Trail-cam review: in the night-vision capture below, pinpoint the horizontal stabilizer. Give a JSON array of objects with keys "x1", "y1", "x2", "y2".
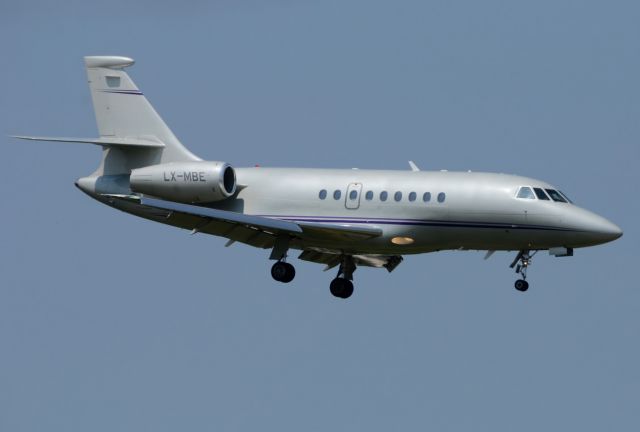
[{"x1": 12, "y1": 135, "x2": 165, "y2": 148}]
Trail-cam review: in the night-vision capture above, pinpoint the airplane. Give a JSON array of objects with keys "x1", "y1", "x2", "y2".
[{"x1": 14, "y1": 56, "x2": 623, "y2": 299}]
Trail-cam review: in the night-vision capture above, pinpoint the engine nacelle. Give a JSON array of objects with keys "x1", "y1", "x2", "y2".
[{"x1": 130, "y1": 161, "x2": 236, "y2": 203}]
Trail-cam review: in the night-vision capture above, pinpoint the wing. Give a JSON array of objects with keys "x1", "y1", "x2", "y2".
[{"x1": 135, "y1": 197, "x2": 383, "y2": 250}]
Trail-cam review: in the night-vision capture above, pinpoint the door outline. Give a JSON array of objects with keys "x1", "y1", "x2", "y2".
[{"x1": 345, "y1": 183, "x2": 363, "y2": 209}]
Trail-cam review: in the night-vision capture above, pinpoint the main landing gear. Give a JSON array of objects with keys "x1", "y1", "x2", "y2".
[
  {"x1": 269, "y1": 247, "x2": 358, "y2": 299},
  {"x1": 329, "y1": 256, "x2": 356, "y2": 299},
  {"x1": 270, "y1": 257, "x2": 357, "y2": 299},
  {"x1": 271, "y1": 261, "x2": 296, "y2": 283},
  {"x1": 330, "y1": 278, "x2": 354, "y2": 299},
  {"x1": 510, "y1": 250, "x2": 537, "y2": 292},
  {"x1": 270, "y1": 236, "x2": 296, "y2": 283},
  {"x1": 267, "y1": 236, "x2": 363, "y2": 299}
]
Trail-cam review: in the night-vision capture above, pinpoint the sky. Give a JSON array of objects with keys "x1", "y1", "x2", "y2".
[{"x1": 1, "y1": 0, "x2": 638, "y2": 430}]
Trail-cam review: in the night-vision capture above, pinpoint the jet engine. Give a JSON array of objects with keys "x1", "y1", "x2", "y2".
[{"x1": 130, "y1": 161, "x2": 236, "y2": 203}]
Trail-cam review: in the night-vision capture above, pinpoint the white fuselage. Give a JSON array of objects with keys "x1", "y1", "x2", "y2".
[{"x1": 84, "y1": 167, "x2": 622, "y2": 255}]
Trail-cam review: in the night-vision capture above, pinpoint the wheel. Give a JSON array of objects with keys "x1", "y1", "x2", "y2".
[
  {"x1": 271, "y1": 262, "x2": 287, "y2": 282},
  {"x1": 514, "y1": 279, "x2": 529, "y2": 292},
  {"x1": 329, "y1": 278, "x2": 342, "y2": 297},
  {"x1": 341, "y1": 279, "x2": 354, "y2": 299},
  {"x1": 330, "y1": 278, "x2": 354, "y2": 299},
  {"x1": 272, "y1": 261, "x2": 296, "y2": 283},
  {"x1": 281, "y1": 262, "x2": 296, "y2": 283},
  {"x1": 330, "y1": 278, "x2": 347, "y2": 298}
]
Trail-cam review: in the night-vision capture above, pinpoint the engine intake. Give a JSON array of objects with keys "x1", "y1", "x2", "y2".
[{"x1": 130, "y1": 161, "x2": 236, "y2": 203}]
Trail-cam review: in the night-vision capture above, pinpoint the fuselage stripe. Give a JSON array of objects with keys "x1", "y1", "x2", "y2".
[{"x1": 256, "y1": 215, "x2": 578, "y2": 232}]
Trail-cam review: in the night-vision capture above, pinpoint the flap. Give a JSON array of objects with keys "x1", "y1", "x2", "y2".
[{"x1": 299, "y1": 250, "x2": 403, "y2": 272}]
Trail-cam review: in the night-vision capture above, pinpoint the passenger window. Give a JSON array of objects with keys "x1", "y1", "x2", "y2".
[
  {"x1": 319, "y1": 189, "x2": 327, "y2": 200},
  {"x1": 533, "y1": 188, "x2": 550, "y2": 200},
  {"x1": 333, "y1": 190, "x2": 341, "y2": 200},
  {"x1": 394, "y1": 191, "x2": 402, "y2": 202},
  {"x1": 380, "y1": 191, "x2": 388, "y2": 202},
  {"x1": 437, "y1": 192, "x2": 446, "y2": 203},
  {"x1": 545, "y1": 189, "x2": 567, "y2": 203},
  {"x1": 516, "y1": 187, "x2": 535, "y2": 199},
  {"x1": 365, "y1": 191, "x2": 374, "y2": 201},
  {"x1": 423, "y1": 192, "x2": 431, "y2": 202},
  {"x1": 408, "y1": 192, "x2": 417, "y2": 202},
  {"x1": 349, "y1": 190, "x2": 358, "y2": 200}
]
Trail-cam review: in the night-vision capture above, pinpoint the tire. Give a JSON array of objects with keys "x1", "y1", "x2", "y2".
[
  {"x1": 330, "y1": 278, "x2": 354, "y2": 299},
  {"x1": 271, "y1": 262, "x2": 287, "y2": 282},
  {"x1": 514, "y1": 279, "x2": 529, "y2": 292},
  {"x1": 341, "y1": 280, "x2": 354, "y2": 299},
  {"x1": 281, "y1": 262, "x2": 296, "y2": 283},
  {"x1": 330, "y1": 278, "x2": 344, "y2": 298}
]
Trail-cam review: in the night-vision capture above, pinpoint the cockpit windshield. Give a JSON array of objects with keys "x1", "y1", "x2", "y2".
[
  {"x1": 545, "y1": 189, "x2": 568, "y2": 203},
  {"x1": 533, "y1": 188, "x2": 550, "y2": 200},
  {"x1": 516, "y1": 186, "x2": 574, "y2": 204}
]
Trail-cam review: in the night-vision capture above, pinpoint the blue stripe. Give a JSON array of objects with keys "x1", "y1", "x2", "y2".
[{"x1": 256, "y1": 215, "x2": 578, "y2": 232}]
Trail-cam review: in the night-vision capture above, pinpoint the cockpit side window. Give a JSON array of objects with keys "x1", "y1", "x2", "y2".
[
  {"x1": 516, "y1": 186, "x2": 535, "y2": 199},
  {"x1": 533, "y1": 188, "x2": 550, "y2": 200},
  {"x1": 559, "y1": 191, "x2": 573, "y2": 203},
  {"x1": 545, "y1": 189, "x2": 568, "y2": 203}
]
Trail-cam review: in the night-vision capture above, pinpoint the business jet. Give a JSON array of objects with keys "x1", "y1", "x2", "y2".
[{"x1": 14, "y1": 56, "x2": 623, "y2": 299}]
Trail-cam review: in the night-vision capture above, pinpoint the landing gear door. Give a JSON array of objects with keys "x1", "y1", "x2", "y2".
[{"x1": 345, "y1": 183, "x2": 363, "y2": 209}]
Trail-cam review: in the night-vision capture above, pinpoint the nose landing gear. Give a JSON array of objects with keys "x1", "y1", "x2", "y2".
[
  {"x1": 510, "y1": 250, "x2": 537, "y2": 292},
  {"x1": 514, "y1": 278, "x2": 529, "y2": 292}
]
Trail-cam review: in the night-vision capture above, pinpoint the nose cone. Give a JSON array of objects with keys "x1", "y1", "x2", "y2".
[
  {"x1": 568, "y1": 207, "x2": 623, "y2": 246},
  {"x1": 590, "y1": 217, "x2": 623, "y2": 243}
]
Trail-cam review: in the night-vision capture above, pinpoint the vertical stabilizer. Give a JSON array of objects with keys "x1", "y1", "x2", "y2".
[{"x1": 84, "y1": 56, "x2": 200, "y2": 175}]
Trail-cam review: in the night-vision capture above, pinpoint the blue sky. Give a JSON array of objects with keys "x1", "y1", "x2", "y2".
[{"x1": 1, "y1": 1, "x2": 638, "y2": 430}]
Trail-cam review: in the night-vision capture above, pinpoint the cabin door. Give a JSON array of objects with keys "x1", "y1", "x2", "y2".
[{"x1": 345, "y1": 183, "x2": 363, "y2": 209}]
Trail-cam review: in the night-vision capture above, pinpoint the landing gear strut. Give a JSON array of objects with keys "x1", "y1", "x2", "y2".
[
  {"x1": 510, "y1": 250, "x2": 537, "y2": 292},
  {"x1": 330, "y1": 256, "x2": 356, "y2": 299},
  {"x1": 271, "y1": 260, "x2": 295, "y2": 283}
]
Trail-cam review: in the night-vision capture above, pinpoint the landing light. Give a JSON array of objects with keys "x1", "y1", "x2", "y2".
[{"x1": 391, "y1": 236, "x2": 414, "y2": 245}]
